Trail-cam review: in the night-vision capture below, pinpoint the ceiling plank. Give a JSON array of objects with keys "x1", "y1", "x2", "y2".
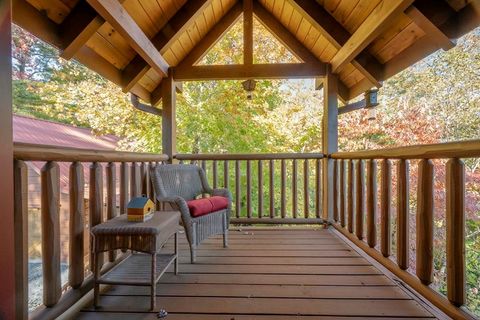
[
  {"x1": 176, "y1": 2, "x2": 243, "y2": 68},
  {"x1": 122, "y1": 0, "x2": 213, "y2": 92},
  {"x1": 172, "y1": 63, "x2": 326, "y2": 81},
  {"x1": 87, "y1": 0, "x2": 169, "y2": 77},
  {"x1": 406, "y1": 6, "x2": 455, "y2": 51},
  {"x1": 330, "y1": 0, "x2": 414, "y2": 73},
  {"x1": 253, "y1": 1, "x2": 322, "y2": 64},
  {"x1": 288, "y1": 0, "x2": 382, "y2": 88},
  {"x1": 59, "y1": 2, "x2": 104, "y2": 60}
]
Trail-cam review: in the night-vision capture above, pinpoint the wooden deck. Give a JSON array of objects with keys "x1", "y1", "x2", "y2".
[{"x1": 75, "y1": 228, "x2": 442, "y2": 319}]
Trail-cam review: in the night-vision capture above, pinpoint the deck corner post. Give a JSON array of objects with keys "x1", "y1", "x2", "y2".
[
  {"x1": 320, "y1": 65, "x2": 339, "y2": 223},
  {"x1": 162, "y1": 70, "x2": 177, "y2": 163},
  {"x1": 0, "y1": 0, "x2": 17, "y2": 318}
]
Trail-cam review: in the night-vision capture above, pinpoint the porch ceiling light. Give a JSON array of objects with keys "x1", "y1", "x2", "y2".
[
  {"x1": 242, "y1": 79, "x2": 256, "y2": 100},
  {"x1": 365, "y1": 89, "x2": 379, "y2": 121}
]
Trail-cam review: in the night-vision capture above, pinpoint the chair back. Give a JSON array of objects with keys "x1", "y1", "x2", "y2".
[{"x1": 151, "y1": 164, "x2": 207, "y2": 201}]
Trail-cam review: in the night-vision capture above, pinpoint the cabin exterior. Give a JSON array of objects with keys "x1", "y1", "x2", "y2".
[{"x1": 1, "y1": 0, "x2": 479, "y2": 319}]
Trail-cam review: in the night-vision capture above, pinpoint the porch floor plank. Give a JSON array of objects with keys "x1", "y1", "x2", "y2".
[{"x1": 74, "y1": 227, "x2": 439, "y2": 319}]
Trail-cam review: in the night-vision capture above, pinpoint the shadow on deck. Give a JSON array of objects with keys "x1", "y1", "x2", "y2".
[{"x1": 75, "y1": 227, "x2": 443, "y2": 319}]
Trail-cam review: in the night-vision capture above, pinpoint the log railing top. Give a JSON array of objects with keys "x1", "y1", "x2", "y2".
[
  {"x1": 13, "y1": 142, "x2": 169, "y2": 162},
  {"x1": 331, "y1": 139, "x2": 480, "y2": 159},
  {"x1": 174, "y1": 153, "x2": 325, "y2": 160}
]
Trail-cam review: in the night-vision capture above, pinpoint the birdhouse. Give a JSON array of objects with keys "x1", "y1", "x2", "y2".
[{"x1": 127, "y1": 196, "x2": 155, "y2": 222}]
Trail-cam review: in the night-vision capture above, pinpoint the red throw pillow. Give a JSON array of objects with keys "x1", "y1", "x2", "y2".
[{"x1": 187, "y1": 196, "x2": 229, "y2": 217}]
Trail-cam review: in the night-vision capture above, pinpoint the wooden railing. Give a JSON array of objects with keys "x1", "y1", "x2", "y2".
[
  {"x1": 174, "y1": 153, "x2": 325, "y2": 224},
  {"x1": 13, "y1": 143, "x2": 168, "y2": 320},
  {"x1": 330, "y1": 139, "x2": 480, "y2": 320}
]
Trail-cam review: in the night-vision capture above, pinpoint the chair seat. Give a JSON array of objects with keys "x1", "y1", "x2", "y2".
[{"x1": 187, "y1": 196, "x2": 229, "y2": 217}]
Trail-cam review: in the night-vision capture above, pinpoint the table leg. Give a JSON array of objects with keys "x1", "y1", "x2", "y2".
[
  {"x1": 174, "y1": 232, "x2": 179, "y2": 275},
  {"x1": 151, "y1": 253, "x2": 156, "y2": 310},
  {"x1": 93, "y1": 251, "x2": 100, "y2": 308}
]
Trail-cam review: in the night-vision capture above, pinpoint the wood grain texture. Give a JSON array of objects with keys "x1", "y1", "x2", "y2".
[
  {"x1": 270, "y1": 160, "x2": 275, "y2": 218},
  {"x1": 416, "y1": 159, "x2": 434, "y2": 285},
  {"x1": 292, "y1": 159, "x2": 298, "y2": 218},
  {"x1": 69, "y1": 161, "x2": 85, "y2": 288},
  {"x1": 397, "y1": 159, "x2": 409, "y2": 269},
  {"x1": 235, "y1": 160, "x2": 241, "y2": 218},
  {"x1": 366, "y1": 159, "x2": 377, "y2": 248},
  {"x1": 106, "y1": 162, "x2": 117, "y2": 262},
  {"x1": 120, "y1": 162, "x2": 129, "y2": 215},
  {"x1": 446, "y1": 158, "x2": 465, "y2": 306},
  {"x1": 247, "y1": 160, "x2": 252, "y2": 218},
  {"x1": 339, "y1": 160, "x2": 345, "y2": 227},
  {"x1": 89, "y1": 162, "x2": 104, "y2": 270},
  {"x1": 41, "y1": 161, "x2": 62, "y2": 306},
  {"x1": 14, "y1": 160, "x2": 28, "y2": 319},
  {"x1": 347, "y1": 159, "x2": 354, "y2": 233},
  {"x1": 281, "y1": 159, "x2": 287, "y2": 218},
  {"x1": 258, "y1": 160, "x2": 264, "y2": 218},
  {"x1": 355, "y1": 159, "x2": 364, "y2": 240},
  {"x1": 303, "y1": 159, "x2": 309, "y2": 218},
  {"x1": 332, "y1": 159, "x2": 337, "y2": 221},
  {"x1": 380, "y1": 159, "x2": 391, "y2": 257}
]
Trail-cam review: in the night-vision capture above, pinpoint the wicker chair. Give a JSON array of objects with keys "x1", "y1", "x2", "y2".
[{"x1": 150, "y1": 164, "x2": 231, "y2": 263}]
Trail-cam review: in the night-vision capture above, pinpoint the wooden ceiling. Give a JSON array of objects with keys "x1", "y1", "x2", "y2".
[{"x1": 12, "y1": 0, "x2": 480, "y2": 105}]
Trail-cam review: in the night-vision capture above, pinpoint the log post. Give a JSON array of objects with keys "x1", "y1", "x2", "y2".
[
  {"x1": 292, "y1": 159, "x2": 298, "y2": 218},
  {"x1": 355, "y1": 160, "x2": 365, "y2": 240},
  {"x1": 235, "y1": 160, "x2": 241, "y2": 218},
  {"x1": 162, "y1": 71, "x2": 177, "y2": 163},
  {"x1": 269, "y1": 160, "x2": 275, "y2": 218},
  {"x1": 89, "y1": 162, "x2": 104, "y2": 270},
  {"x1": 304, "y1": 159, "x2": 309, "y2": 218},
  {"x1": 380, "y1": 159, "x2": 391, "y2": 257},
  {"x1": 347, "y1": 160, "x2": 354, "y2": 233},
  {"x1": 120, "y1": 162, "x2": 129, "y2": 214},
  {"x1": 69, "y1": 162, "x2": 85, "y2": 288},
  {"x1": 416, "y1": 159, "x2": 434, "y2": 285},
  {"x1": 397, "y1": 159, "x2": 409, "y2": 269},
  {"x1": 321, "y1": 66, "x2": 338, "y2": 222},
  {"x1": 246, "y1": 160, "x2": 252, "y2": 218},
  {"x1": 14, "y1": 160, "x2": 28, "y2": 319},
  {"x1": 366, "y1": 159, "x2": 377, "y2": 248},
  {"x1": 258, "y1": 160, "x2": 263, "y2": 218},
  {"x1": 339, "y1": 160, "x2": 345, "y2": 227},
  {"x1": 332, "y1": 160, "x2": 338, "y2": 222},
  {"x1": 0, "y1": 2, "x2": 16, "y2": 317},
  {"x1": 446, "y1": 158, "x2": 465, "y2": 306},
  {"x1": 106, "y1": 162, "x2": 117, "y2": 262},
  {"x1": 41, "y1": 161, "x2": 62, "y2": 306}
]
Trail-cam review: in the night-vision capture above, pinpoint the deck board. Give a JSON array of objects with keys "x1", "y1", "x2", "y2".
[{"x1": 75, "y1": 228, "x2": 438, "y2": 319}]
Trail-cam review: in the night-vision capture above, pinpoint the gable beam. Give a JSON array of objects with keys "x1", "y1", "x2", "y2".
[
  {"x1": 253, "y1": 1, "x2": 322, "y2": 65},
  {"x1": 330, "y1": 0, "x2": 414, "y2": 73},
  {"x1": 288, "y1": 0, "x2": 382, "y2": 88},
  {"x1": 172, "y1": 63, "x2": 326, "y2": 81},
  {"x1": 87, "y1": 0, "x2": 169, "y2": 78},
  {"x1": 122, "y1": 0, "x2": 213, "y2": 92},
  {"x1": 243, "y1": 0, "x2": 253, "y2": 65}
]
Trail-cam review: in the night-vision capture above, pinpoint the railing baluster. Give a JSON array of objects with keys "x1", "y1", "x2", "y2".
[
  {"x1": 347, "y1": 160, "x2": 354, "y2": 233},
  {"x1": 130, "y1": 162, "x2": 140, "y2": 198},
  {"x1": 292, "y1": 159, "x2": 298, "y2": 218},
  {"x1": 269, "y1": 159, "x2": 275, "y2": 218},
  {"x1": 355, "y1": 160, "x2": 364, "y2": 240},
  {"x1": 14, "y1": 160, "x2": 28, "y2": 318},
  {"x1": 69, "y1": 162, "x2": 85, "y2": 288},
  {"x1": 397, "y1": 159, "x2": 409, "y2": 269},
  {"x1": 339, "y1": 160, "x2": 345, "y2": 227},
  {"x1": 41, "y1": 161, "x2": 61, "y2": 306},
  {"x1": 106, "y1": 162, "x2": 117, "y2": 262},
  {"x1": 316, "y1": 159, "x2": 321, "y2": 218},
  {"x1": 90, "y1": 162, "x2": 104, "y2": 271},
  {"x1": 380, "y1": 159, "x2": 392, "y2": 257},
  {"x1": 141, "y1": 162, "x2": 150, "y2": 198},
  {"x1": 258, "y1": 160, "x2": 263, "y2": 218},
  {"x1": 416, "y1": 159, "x2": 434, "y2": 285},
  {"x1": 212, "y1": 160, "x2": 218, "y2": 188},
  {"x1": 120, "y1": 162, "x2": 129, "y2": 215},
  {"x1": 235, "y1": 160, "x2": 241, "y2": 218},
  {"x1": 446, "y1": 158, "x2": 465, "y2": 306},
  {"x1": 281, "y1": 159, "x2": 286, "y2": 218},
  {"x1": 304, "y1": 160, "x2": 309, "y2": 218},
  {"x1": 223, "y1": 160, "x2": 229, "y2": 189},
  {"x1": 201, "y1": 160, "x2": 207, "y2": 174},
  {"x1": 366, "y1": 159, "x2": 377, "y2": 248},
  {"x1": 246, "y1": 160, "x2": 252, "y2": 218},
  {"x1": 332, "y1": 160, "x2": 338, "y2": 222}
]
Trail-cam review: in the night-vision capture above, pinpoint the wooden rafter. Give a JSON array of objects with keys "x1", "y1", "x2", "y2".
[
  {"x1": 87, "y1": 0, "x2": 169, "y2": 78},
  {"x1": 330, "y1": 0, "x2": 414, "y2": 73},
  {"x1": 59, "y1": 2, "x2": 104, "y2": 60},
  {"x1": 12, "y1": 0, "x2": 151, "y2": 102},
  {"x1": 122, "y1": 0, "x2": 213, "y2": 92},
  {"x1": 288, "y1": 0, "x2": 382, "y2": 88},
  {"x1": 243, "y1": 0, "x2": 253, "y2": 65}
]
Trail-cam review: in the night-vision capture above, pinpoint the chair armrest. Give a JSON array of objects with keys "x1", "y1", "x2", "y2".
[
  {"x1": 212, "y1": 188, "x2": 232, "y2": 203},
  {"x1": 158, "y1": 196, "x2": 191, "y2": 222}
]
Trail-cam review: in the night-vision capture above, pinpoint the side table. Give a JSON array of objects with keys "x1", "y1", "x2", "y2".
[{"x1": 91, "y1": 211, "x2": 180, "y2": 310}]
